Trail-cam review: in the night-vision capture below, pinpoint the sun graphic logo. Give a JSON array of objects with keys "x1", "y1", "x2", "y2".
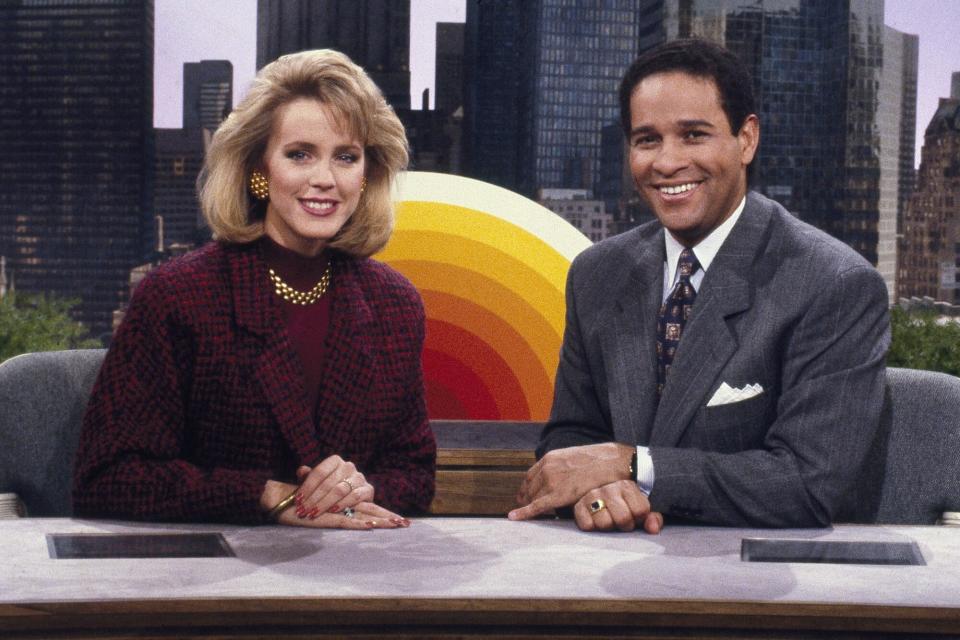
[{"x1": 379, "y1": 172, "x2": 591, "y2": 420}]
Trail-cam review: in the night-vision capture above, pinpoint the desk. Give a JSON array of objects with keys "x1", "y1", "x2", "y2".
[{"x1": 2, "y1": 518, "x2": 959, "y2": 638}]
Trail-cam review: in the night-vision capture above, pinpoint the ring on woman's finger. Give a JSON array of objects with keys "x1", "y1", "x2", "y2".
[
  {"x1": 589, "y1": 499, "x2": 606, "y2": 514},
  {"x1": 341, "y1": 507, "x2": 355, "y2": 518},
  {"x1": 340, "y1": 479, "x2": 355, "y2": 492}
]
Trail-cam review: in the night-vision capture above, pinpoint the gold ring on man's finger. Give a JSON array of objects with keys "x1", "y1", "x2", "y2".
[
  {"x1": 589, "y1": 499, "x2": 606, "y2": 514},
  {"x1": 340, "y1": 479, "x2": 355, "y2": 492}
]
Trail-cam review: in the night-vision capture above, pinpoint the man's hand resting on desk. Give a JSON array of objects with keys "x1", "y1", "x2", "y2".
[
  {"x1": 575, "y1": 481, "x2": 662, "y2": 533},
  {"x1": 508, "y1": 442, "x2": 663, "y2": 533}
]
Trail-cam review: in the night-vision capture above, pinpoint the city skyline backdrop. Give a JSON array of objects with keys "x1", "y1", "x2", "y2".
[
  {"x1": 154, "y1": 0, "x2": 959, "y2": 168},
  {"x1": 3, "y1": 0, "x2": 957, "y2": 341}
]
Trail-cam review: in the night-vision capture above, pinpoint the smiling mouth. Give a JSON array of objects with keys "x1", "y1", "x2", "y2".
[
  {"x1": 301, "y1": 200, "x2": 337, "y2": 213},
  {"x1": 657, "y1": 182, "x2": 700, "y2": 195}
]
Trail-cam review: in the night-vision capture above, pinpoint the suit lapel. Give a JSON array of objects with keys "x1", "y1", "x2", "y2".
[
  {"x1": 651, "y1": 196, "x2": 768, "y2": 446},
  {"x1": 605, "y1": 228, "x2": 664, "y2": 446}
]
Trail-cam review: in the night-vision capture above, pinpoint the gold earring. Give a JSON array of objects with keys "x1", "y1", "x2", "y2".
[
  {"x1": 360, "y1": 177, "x2": 367, "y2": 195},
  {"x1": 249, "y1": 170, "x2": 269, "y2": 200}
]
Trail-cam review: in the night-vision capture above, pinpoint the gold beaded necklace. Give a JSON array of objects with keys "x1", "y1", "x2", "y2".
[{"x1": 268, "y1": 263, "x2": 332, "y2": 306}]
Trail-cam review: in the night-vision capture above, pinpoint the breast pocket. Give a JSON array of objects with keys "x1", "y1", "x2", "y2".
[{"x1": 691, "y1": 392, "x2": 773, "y2": 453}]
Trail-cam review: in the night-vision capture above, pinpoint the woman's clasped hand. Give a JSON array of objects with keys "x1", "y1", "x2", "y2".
[{"x1": 261, "y1": 457, "x2": 410, "y2": 529}]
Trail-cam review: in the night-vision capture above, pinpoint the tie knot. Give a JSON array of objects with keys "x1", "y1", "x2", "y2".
[{"x1": 678, "y1": 249, "x2": 700, "y2": 280}]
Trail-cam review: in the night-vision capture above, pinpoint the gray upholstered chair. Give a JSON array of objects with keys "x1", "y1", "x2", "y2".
[
  {"x1": 0, "y1": 349, "x2": 105, "y2": 516},
  {"x1": 844, "y1": 367, "x2": 960, "y2": 525},
  {"x1": 1, "y1": 350, "x2": 958, "y2": 523}
]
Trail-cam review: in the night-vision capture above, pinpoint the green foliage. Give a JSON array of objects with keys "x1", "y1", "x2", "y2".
[
  {"x1": 888, "y1": 307, "x2": 960, "y2": 376},
  {"x1": 0, "y1": 292, "x2": 102, "y2": 363}
]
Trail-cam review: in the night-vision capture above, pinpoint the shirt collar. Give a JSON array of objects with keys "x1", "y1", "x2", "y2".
[{"x1": 664, "y1": 195, "x2": 746, "y2": 280}]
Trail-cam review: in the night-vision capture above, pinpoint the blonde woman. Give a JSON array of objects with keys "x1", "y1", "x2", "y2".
[{"x1": 74, "y1": 50, "x2": 435, "y2": 528}]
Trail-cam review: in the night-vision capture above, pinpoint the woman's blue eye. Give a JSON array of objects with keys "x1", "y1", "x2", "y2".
[{"x1": 286, "y1": 150, "x2": 308, "y2": 160}]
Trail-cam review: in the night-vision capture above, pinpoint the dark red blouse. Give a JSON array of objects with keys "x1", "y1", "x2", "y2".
[{"x1": 261, "y1": 237, "x2": 332, "y2": 415}]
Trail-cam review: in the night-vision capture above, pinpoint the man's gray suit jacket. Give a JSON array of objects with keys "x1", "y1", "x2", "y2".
[{"x1": 540, "y1": 191, "x2": 891, "y2": 527}]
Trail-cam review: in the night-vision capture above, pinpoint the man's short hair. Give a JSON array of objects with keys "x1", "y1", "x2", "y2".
[{"x1": 618, "y1": 38, "x2": 756, "y2": 137}]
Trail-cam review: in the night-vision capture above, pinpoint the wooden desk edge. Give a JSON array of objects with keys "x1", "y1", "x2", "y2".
[{"x1": 3, "y1": 597, "x2": 960, "y2": 636}]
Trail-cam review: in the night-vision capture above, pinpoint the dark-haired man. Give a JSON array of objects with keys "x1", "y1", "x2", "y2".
[{"x1": 510, "y1": 39, "x2": 889, "y2": 531}]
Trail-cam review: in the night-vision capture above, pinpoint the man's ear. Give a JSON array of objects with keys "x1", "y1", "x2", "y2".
[{"x1": 738, "y1": 114, "x2": 760, "y2": 167}]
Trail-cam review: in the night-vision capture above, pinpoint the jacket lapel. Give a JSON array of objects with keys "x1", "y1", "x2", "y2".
[
  {"x1": 650, "y1": 196, "x2": 768, "y2": 446},
  {"x1": 605, "y1": 227, "x2": 664, "y2": 446},
  {"x1": 309, "y1": 257, "x2": 375, "y2": 456},
  {"x1": 228, "y1": 242, "x2": 322, "y2": 465}
]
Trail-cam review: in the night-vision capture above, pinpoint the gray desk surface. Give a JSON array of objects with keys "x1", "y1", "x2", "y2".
[
  {"x1": 2, "y1": 517, "x2": 958, "y2": 604},
  {"x1": 3, "y1": 518, "x2": 960, "y2": 637}
]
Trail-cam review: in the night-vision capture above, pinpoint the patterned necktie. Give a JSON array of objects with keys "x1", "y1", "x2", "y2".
[{"x1": 657, "y1": 248, "x2": 700, "y2": 396}]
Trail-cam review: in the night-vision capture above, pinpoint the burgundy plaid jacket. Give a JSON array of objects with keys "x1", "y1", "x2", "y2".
[{"x1": 73, "y1": 241, "x2": 436, "y2": 523}]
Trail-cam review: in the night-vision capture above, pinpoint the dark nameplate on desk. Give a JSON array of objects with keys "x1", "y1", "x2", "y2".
[
  {"x1": 47, "y1": 533, "x2": 234, "y2": 559},
  {"x1": 741, "y1": 538, "x2": 925, "y2": 566}
]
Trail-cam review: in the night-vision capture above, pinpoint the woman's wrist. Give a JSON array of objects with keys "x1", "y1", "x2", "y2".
[
  {"x1": 261, "y1": 480, "x2": 298, "y2": 521},
  {"x1": 266, "y1": 488, "x2": 299, "y2": 521}
]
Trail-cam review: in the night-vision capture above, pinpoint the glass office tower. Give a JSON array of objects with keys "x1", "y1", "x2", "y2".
[
  {"x1": 0, "y1": 0, "x2": 154, "y2": 338},
  {"x1": 256, "y1": 0, "x2": 410, "y2": 110},
  {"x1": 464, "y1": 0, "x2": 642, "y2": 197},
  {"x1": 183, "y1": 60, "x2": 233, "y2": 133}
]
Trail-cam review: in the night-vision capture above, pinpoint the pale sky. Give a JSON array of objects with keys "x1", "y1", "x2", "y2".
[
  {"x1": 153, "y1": 0, "x2": 464, "y2": 128},
  {"x1": 154, "y1": 0, "x2": 958, "y2": 166}
]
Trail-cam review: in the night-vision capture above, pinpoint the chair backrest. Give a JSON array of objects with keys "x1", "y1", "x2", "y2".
[
  {"x1": 0, "y1": 349, "x2": 106, "y2": 516},
  {"x1": 3, "y1": 352, "x2": 956, "y2": 523},
  {"x1": 844, "y1": 367, "x2": 960, "y2": 525}
]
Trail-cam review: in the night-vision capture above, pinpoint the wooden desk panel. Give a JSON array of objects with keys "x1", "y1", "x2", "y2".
[
  {"x1": 2, "y1": 518, "x2": 959, "y2": 638},
  {"x1": 432, "y1": 448, "x2": 535, "y2": 515},
  {"x1": 429, "y1": 420, "x2": 539, "y2": 515}
]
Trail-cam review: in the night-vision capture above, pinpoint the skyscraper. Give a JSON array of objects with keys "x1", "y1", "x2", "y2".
[
  {"x1": 464, "y1": 1, "x2": 641, "y2": 197},
  {"x1": 435, "y1": 22, "x2": 465, "y2": 114},
  {"x1": 183, "y1": 60, "x2": 233, "y2": 132},
  {"x1": 898, "y1": 95, "x2": 960, "y2": 304},
  {"x1": 0, "y1": 0, "x2": 154, "y2": 338},
  {"x1": 462, "y1": 0, "x2": 528, "y2": 193},
  {"x1": 151, "y1": 128, "x2": 208, "y2": 253},
  {"x1": 256, "y1": 0, "x2": 410, "y2": 110},
  {"x1": 877, "y1": 27, "x2": 918, "y2": 300}
]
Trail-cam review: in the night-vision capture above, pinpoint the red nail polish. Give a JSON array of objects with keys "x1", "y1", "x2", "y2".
[
  {"x1": 308, "y1": 507, "x2": 320, "y2": 519},
  {"x1": 328, "y1": 505, "x2": 340, "y2": 514}
]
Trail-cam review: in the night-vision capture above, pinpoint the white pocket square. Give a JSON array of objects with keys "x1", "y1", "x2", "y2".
[{"x1": 707, "y1": 382, "x2": 763, "y2": 407}]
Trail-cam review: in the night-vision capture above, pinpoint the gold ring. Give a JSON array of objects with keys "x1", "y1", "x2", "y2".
[
  {"x1": 340, "y1": 479, "x2": 355, "y2": 492},
  {"x1": 589, "y1": 499, "x2": 606, "y2": 514}
]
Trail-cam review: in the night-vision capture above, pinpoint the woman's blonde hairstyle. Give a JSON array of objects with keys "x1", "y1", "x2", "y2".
[{"x1": 199, "y1": 49, "x2": 408, "y2": 257}]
